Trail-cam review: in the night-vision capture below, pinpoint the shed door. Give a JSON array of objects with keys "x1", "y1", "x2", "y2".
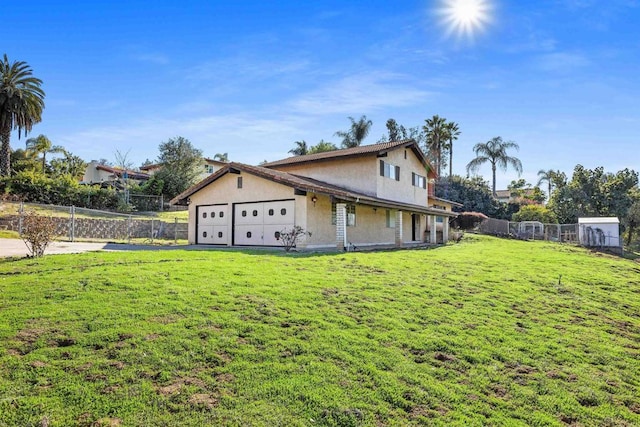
[
  {"x1": 196, "y1": 204, "x2": 229, "y2": 245},
  {"x1": 233, "y1": 200, "x2": 295, "y2": 246}
]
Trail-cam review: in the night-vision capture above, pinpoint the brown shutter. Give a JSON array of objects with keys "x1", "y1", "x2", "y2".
[
  {"x1": 412, "y1": 172, "x2": 416, "y2": 186},
  {"x1": 395, "y1": 166, "x2": 400, "y2": 181},
  {"x1": 380, "y1": 160, "x2": 385, "y2": 176},
  {"x1": 423, "y1": 176, "x2": 426, "y2": 189}
]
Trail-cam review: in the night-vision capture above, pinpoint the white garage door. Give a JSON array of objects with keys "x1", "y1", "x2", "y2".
[
  {"x1": 196, "y1": 204, "x2": 229, "y2": 245},
  {"x1": 234, "y1": 200, "x2": 295, "y2": 246}
]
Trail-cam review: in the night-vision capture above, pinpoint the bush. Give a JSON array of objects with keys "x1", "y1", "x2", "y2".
[
  {"x1": 451, "y1": 212, "x2": 488, "y2": 230},
  {"x1": 512, "y1": 205, "x2": 558, "y2": 223},
  {"x1": 21, "y1": 211, "x2": 56, "y2": 257},
  {"x1": 278, "y1": 226, "x2": 312, "y2": 252}
]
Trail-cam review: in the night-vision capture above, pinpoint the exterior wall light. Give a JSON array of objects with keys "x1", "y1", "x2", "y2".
[{"x1": 311, "y1": 195, "x2": 318, "y2": 206}]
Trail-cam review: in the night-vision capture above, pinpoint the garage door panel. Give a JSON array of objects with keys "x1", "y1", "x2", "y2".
[
  {"x1": 263, "y1": 201, "x2": 295, "y2": 225},
  {"x1": 211, "y1": 205, "x2": 228, "y2": 226},
  {"x1": 198, "y1": 207, "x2": 215, "y2": 226},
  {"x1": 235, "y1": 203, "x2": 264, "y2": 225},
  {"x1": 197, "y1": 225, "x2": 215, "y2": 244},
  {"x1": 263, "y1": 224, "x2": 290, "y2": 246},
  {"x1": 211, "y1": 226, "x2": 227, "y2": 244},
  {"x1": 234, "y1": 225, "x2": 263, "y2": 246}
]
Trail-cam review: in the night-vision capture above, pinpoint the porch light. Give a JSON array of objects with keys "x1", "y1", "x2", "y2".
[{"x1": 311, "y1": 195, "x2": 318, "y2": 206}]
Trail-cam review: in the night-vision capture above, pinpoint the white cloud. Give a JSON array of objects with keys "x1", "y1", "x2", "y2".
[{"x1": 289, "y1": 72, "x2": 433, "y2": 115}]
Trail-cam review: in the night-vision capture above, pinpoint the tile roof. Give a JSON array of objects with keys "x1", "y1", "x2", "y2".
[
  {"x1": 262, "y1": 139, "x2": 434, "y2": 173},
  {"x1": 95, "y1": 165, "x2": 149, "y2": 180},
  {"x1": 170, "y1": 162, "x2": 456, "y2": 217}
]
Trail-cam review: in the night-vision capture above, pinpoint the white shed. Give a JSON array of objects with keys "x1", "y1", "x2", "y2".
[{"x1": 578, "y1": 217, "x2": 621, "y2": 248}]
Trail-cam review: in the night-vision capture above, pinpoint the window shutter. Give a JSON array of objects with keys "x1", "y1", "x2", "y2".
[
  {"x1": 380, "y1": 160, "x2": 385, "y2": 177},
  {"x1": 412, "y1": 172, "x2": 416, "y2": 186},
  {"x1": 423, "y1": 177, "x2": 426, "y2": 189},
  {"x1": 395, "y1": 166, "x2": 400, "y2": 181}
]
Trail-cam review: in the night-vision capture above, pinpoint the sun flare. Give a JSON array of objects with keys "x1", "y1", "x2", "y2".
[{"x1": 437, "y1": 0, "x2": 493, "y2": 42}]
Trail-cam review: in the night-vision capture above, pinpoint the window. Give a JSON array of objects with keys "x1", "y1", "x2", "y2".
[
  {"x1": 281, "y1": 208, "x2": 287, "y2": 216},
  {"x1": 202, "y1": 231, "x2": 208, "y2": 238},
  {"x1": 331, "y1": 202, "x2": 356, "y2": 226},
  {"x1": 274, "y1": 231, "x2": 281, "y2": 240},
  {"x1": 204, "y1": 164, "x2": 215, "y2": 174},
  {"x1": 218, "y1": 232, "x2": 223, "y2": 238},
  {"x1": 386, "y1": 210, "x2": 395, "y2": 228},
  {"x1": 202, "y1": 212, "x2": 207, "y2": 218},
  {"x1": 237, "y1": 176, "x2": 243, "y2": 188},
  {"x1": 219, "y1": 211, "x2": 224, "y2": 218},
  {"x1": 412, "y1": 172, "x2": 426, "y2": 189},
  {"x1": 252, "y1": 210, "x2": 258, "y2": 217},
  {"x1": 268, "y1": 209, "x2": 274, "y2": 216},
  {"x1": 380, "y1": 160, "x2": 400, "y2": 181},
  {"x1": 211, "y1": 211, "x2": 216, "y2": 218},
  {"x1": 242, "y1": 210, "x2": 247, "y2": 217},
  {"x1": 247, "y1": 231, "x2": 252, "y2": 238}
]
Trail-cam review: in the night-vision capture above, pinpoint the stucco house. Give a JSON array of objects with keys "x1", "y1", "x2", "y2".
[
  {"x1": 141, "y1": 157, "x2": 227, "y2": 182},
  {"x1": 82, "y1": 161, "x2": 150, "y2": 187},
  {"x1": 170, "y1": 140, "x2": 457, "y2": 250}
]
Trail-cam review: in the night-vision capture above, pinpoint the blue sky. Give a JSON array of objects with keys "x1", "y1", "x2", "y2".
[{"x1": 4, "y1": 0, "x2": 639, "y2": 191}]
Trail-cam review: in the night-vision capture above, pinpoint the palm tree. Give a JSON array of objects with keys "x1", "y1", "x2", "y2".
[
  {"x1": 213, "y1": 152, "x2": 228, "y2": 161},
  {"x1": 288, "y1": 140, "x2": 308, "y2": 156},
  {"x1": 466, "y1": 136, "x2": 523, "y2": 196},
  {"x1": 25, "y1": 134, "x2": 65, "y2": 172},
  {"x1": 536, "y1": 169, "x2": 557, "y2": 198},
  {"x1": 423, "y1": 115, "x2": 450, "y2": 177},
  {"x1": 334, "y1": 115, "x2": 373, "y2": 148},
  {"x1": 0, "y1": 54, "x2": 45, "y2": 176},
  {"x1": 445, "y1": 121, "x2": 460, "y2": 177}
]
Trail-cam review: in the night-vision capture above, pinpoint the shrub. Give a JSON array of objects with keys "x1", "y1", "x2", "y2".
[
  {"x1": 512, "y1": 205, "x2": 558, "y2": 223},
  {"x1": 21, "y1": 211, "x2": 56, "y2": 257},
  {"x1": 451, "y1": 212, "x2": 488, "y2": 230},
  {"x1": 278, "y1": 226, "x2": 312, "y2": 252}
]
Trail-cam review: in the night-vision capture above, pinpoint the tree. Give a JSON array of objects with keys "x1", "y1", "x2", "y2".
[
  {"x1": 385, "y1": 118, "x2": 408, "y2": 142},
  {"x1": 308, "y1": 140, "x2": 337, "y2": 154},
  {"x1": 335, "y1": 115, "x2": 373, "y2": 148},
  {"x1": 445, "y1": 122, "x2": 460, "y2": 178},
  {"x1": 508, "y1": 179, "x2": 546, "y2": 204},
  {"x1": 512, "y1": 205, "x2": 558, "y2": 223},
  {"x1": 0, "y1": 54, "x2": 46, "y2": 177},
  {"x1": 423, "y1": 115, "x2": 450, "y2": 177},
  {"x1": 466, "y1": 136, "x2": 523, "y2": 196},
  {"x1": 288, "y1": 140, "x2": 308, "y2": 156},
  {"x1": 536, "y1": 169, "x2": 561, "y2": 198},
  {"x1": 435, "y1": 175, "x2": 509, "y2": 218},
  {"x1": 548, "y1": 165, "x2": 638, "y2": 224},
  {"x1": 625, "y1": 198, "x2": 640, "y2": 246},
  {"x1": 154, "y1": 136, "x2": 203, "y2": 199},
  {"x1": 50, "y1": 151, "x2": 87, "y2": 179},
  {"x1": 214, "y1": 152, "x2": 228, "y2": 161},
  {"x1": 25, "y1": 134, "x2": 65, "y2": 173}
]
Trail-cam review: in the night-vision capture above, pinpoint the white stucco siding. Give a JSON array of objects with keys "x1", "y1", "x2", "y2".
[
  {"x1": 269, "y1": 156, "x2": 377, "y2": 196},
  {"x1": 376, "y1": 148, "x2": 429, "y2": 206},
  {"x1": 187, "y1": 172, "x2": 307, "y2": 245}
]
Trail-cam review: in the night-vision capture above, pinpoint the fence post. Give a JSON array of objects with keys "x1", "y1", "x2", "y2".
[
  {"x1": 174, "y1": 217, "x2": 178, "y2": 244},
  {"x1": 151, "y1": 219, "x2": 154, "y2": 243},
  {"x1": 160, "y1": 195, "x2": 164, "y2": 211},
  {"x1": 18, "y1": 201, "x2": 24, "y2": 236},
  {"x1": 70, "y1": 206, "x2": 76, "y2": 242},
  {"x1": 128, "y1": 215, "x2": 132, "y2": 244}
]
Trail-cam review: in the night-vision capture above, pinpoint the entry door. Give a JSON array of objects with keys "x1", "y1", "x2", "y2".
[
  {"x1": 412, "y1": 214, "x2": 420, "y2": 241},
  {"x1": 196, "y1": 204, "x2": 229, "y2": 245}
]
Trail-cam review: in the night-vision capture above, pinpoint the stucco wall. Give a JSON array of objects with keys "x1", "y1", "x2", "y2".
[
  {"x1": 187, "y1": 171, "x2": 307, "y2": 245},
  {"x1": 377, "y1": 148, "x2": 429, "y2": 206},
  {"x1": 269, "y1": 156, "x2": 377, "y2": 196}
]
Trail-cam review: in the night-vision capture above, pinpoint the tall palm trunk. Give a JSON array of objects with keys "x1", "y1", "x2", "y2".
[
  {"x1": 492, "y1": 163, "x2": 497, "y2": 196},
  {"x1": 449, "y1": 137, "x2": 453, "y2": 177},
  {"x1": 0, "y1": 126, "x2": 11, "y2": 177}
]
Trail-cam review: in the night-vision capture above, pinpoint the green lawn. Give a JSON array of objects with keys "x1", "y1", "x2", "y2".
[{"x1": 0, "y1": 235, "x2": 638, "y2": 426}]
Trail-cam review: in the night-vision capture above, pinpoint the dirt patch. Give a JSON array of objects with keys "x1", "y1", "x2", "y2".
[
  {"x1": 144, "y1": 334, "x2": 160, "y2": 341},
  {"x1": 30, "y1": 360, "x2": 47, "y2": 368},
  {"x1": 94, "y1": 418, "x2": 122, "y2": 426},
  {"x1": 189, "y1": 393, "x2": 218, "y2": 409},
  {"x1": 216, "y1": 373, "x2": 235, "y2": 383},
  {"x1": 434, "y1": 352, "x2": 457, "y2": 362}
]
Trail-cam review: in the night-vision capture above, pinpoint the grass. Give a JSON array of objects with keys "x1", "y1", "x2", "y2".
[{"x1": 0, "y1": 235, "x2": 638, "y2": 426}]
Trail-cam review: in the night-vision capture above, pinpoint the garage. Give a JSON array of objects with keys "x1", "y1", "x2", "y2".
[
  {"x1": 233, "y1": 200, "x2": 295, "y2": 246},
  {"x1": 196, "y1": 204, "x2": 229, "y2": 245}
]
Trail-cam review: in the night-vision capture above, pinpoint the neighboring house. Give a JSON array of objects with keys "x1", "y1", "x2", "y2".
[
  {"x1": 171, "y1": 140, "x2": 457, "y2": 250},
  {"x1": 494, "y1": 188, "x2": 537, "y2": 203},
  {"x1": 82, "y1": 161, "x2": 149, "y2": 187},
  {"x1": 140, "y1": 157, "x2": 227, "y2": 182}
]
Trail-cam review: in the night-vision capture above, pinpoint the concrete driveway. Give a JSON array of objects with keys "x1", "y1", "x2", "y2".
[{"x1": 0, "y1": 238, "x2": 194, "y2": 258}]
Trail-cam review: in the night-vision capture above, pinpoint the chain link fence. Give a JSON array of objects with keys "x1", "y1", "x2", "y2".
[
  {"x1": 477, "y1": 218, "x2": 580, "y2": 243},
  {"x1": 0, "y1": 201, "x2": 188, "y2": 244}
]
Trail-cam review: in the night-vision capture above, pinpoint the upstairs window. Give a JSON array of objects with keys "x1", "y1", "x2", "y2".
[
  {"x1": 380, "y1": 160, "x2": 400, "y2": 181},
  {"x1": 412, "y1": 172, "x2": 426, "y2": 189},
  {"x1": 204, "y1": 164, "x2": 215, "y2": 174}
]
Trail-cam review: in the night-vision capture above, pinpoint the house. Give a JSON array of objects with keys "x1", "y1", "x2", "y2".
[
  {"x1": 82, "y1": 161, "x2": 149, "y2": 187},
  {"x1": 494, "y1": 188, "x2": 538, "y2": 203},
  {"x1": 170, "y1": 140, "x2": 457, "y2": 250},
  {"x1": 140, "y1": 157, "x2": 227, "y2": 182}
]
